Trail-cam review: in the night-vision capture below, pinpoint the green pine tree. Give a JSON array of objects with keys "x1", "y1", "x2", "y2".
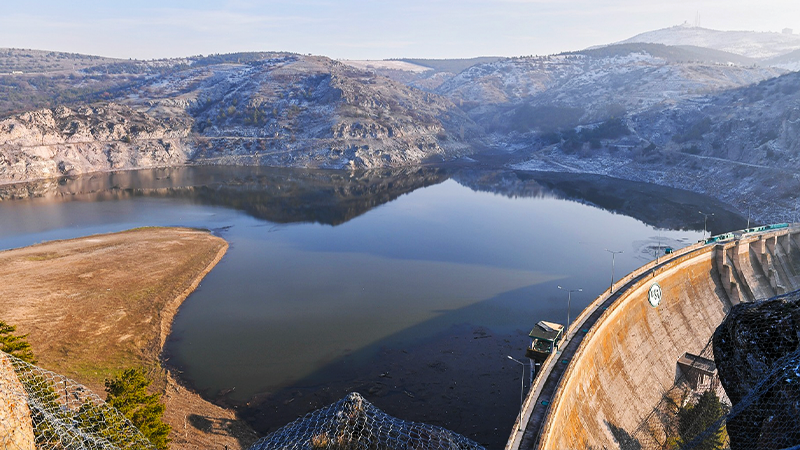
[
  {"x1": 105, "y1": 369, "x2": 171, "y2": 450},
  {"x1": 678, "y1": 390, "x2": 727, "y2": 450},
  {"x1": 0, "y1": 320, "x2": 36, "y2": 363}
]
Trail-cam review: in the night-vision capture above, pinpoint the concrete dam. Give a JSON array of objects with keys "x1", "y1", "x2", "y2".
[{"x1": 507, "y1": 224, "x2": 800, "y2": 450}]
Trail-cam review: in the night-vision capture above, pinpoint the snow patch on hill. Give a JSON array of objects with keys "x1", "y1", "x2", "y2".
[{"x1": 340, "y1": 60, "x2": 432, "y2": 73}]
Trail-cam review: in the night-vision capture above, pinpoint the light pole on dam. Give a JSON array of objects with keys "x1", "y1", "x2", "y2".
[
  {"x1": 508, "y1": 355, "x2": 527, "y2": 431},
  {"x1": 699, "y1": 210, "x2": 714, "y2": 238},
  {"x1": 605, "y1": 249, "x2": 624, "y2": 294},
  {"x1": 557, "y1": 285, "x2": 582, "y2": 329}
]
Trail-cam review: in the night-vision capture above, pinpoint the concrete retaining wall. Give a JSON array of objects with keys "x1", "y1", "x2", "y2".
[{"x1": 536, "y1": 227, "x2": 800, "y2": 450}]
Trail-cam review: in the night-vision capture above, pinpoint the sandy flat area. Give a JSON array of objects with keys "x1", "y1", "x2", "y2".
[{"x1": 0, "y1": 227, "x2": 258, "y2": 449}]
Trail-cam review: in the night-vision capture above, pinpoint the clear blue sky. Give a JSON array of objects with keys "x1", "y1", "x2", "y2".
[{"x1": 1, "y1": 0, "x2": 798, "y2": 60}]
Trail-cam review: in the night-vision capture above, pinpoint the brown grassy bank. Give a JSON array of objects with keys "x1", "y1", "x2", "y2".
[{"x1": 0, "y1": 227, "x2": 258, "y2": 449}]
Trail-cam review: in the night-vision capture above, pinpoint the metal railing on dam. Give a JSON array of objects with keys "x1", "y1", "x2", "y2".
[{"x1": 506, "y1": 224, "x2": 800, "y2": 450}]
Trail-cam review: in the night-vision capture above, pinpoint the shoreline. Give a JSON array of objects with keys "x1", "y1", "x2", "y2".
[
  {"x1": 157, "y1": 237, "x2": 228, "y2": 351},
  {"x1": 0, "y1": 227, "x2": 259, "y2": 449},
  {"x1": 156, "y1": 238, "x2": 261, "y2": 449}
]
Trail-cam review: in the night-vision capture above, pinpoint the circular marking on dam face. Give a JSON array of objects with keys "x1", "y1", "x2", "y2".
[{"x1": 648, "y1": 282, "x2": 662, "y2": 307}]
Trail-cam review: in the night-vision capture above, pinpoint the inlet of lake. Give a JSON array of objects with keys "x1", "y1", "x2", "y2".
[{"x1": 0, "y1": 165, "x2": 745, "y2": 447}]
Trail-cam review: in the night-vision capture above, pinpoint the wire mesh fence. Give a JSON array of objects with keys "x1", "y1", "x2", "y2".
[
  {"x1": 2, "y1": 349, "x2": 483, "y2": 450},
  {"x1": 0, "y1": 351, "x2": 156, "y2": 450},
  {"x1": 249, "y1": 392, "x2": 485, "y2": 450},
  {"x1": 622, "y1": 289, "x2": 800, "y2": 450}
]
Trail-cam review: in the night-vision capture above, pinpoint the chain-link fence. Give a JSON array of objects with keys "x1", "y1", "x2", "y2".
[
  {"x1": 0, "y1": 351, "x2": 156, "y2": 450},
  {"x1": 249, "y1": 392, "x2": 485, "y2": 450},
  {"x1": 2, "y1": 350, "x2": 483, "y2": 450}
]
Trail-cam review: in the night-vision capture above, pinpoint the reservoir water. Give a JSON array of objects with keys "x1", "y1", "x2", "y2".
[{"x1": 0, "y1": 166, "x2": 745, "y2": 447}]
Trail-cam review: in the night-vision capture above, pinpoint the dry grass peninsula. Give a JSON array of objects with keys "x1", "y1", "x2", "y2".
[{"x1": 0, "y1": 227, "x2": 258, "y2": 449}]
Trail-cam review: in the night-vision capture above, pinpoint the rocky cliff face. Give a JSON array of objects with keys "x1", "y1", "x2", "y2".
[
  {"x1": 0, "y1": 53, "x2": 478, "y2": 182},
  {"x1": 712, "y1": 292, "x2": 800, "y2": 450},
  {"x1": 147, "y1": 55, "x2": 477, "y2": 169},
  {"x1": 0, "y1": 103, "x2": 192, "y2": 183},
  {"x1": 0, "y1": 352, "x2": 35, "y2": 450}
]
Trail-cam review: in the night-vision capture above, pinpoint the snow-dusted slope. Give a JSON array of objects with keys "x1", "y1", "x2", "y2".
[
  {"x1": 619, "y1": 23, "x2": 800, "y2": 60},
  {"x1": 436, "y1": 44, "x2": 785, "y2": 132}
]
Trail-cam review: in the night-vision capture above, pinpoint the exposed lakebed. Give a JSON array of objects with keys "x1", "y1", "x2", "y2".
[{"x1": 0, "y1": 166, "x2": 745, "y2": 447}]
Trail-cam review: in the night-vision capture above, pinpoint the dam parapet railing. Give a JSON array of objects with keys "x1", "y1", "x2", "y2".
[{"x1": 506, "y1": 223, "x2": 800, "y2": 450}]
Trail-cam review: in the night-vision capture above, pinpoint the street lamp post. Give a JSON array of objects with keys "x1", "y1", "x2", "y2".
[
  {"x1": 508, "y1": 356, "x2": 526, "y2": 431},
  {"x1": 557, "y1": 285, "x2": 582, "y2": 329},
  {"x1": 605, "y1": 249, "x2": 624, "y2": 293},
  {"x1": 747, "y1": 203, "x2": 752, "y2": 229},
  {"x1": 699, "y1": 211, "x2": 714, "y2": 239},
  {"x1": 655, "y1": 231, "x2": 662, "y2": 264}
]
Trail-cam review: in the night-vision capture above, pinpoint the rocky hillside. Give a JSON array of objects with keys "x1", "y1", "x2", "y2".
[
  {"x1": 0, "y1": 33, "x2": 798, "y2": 219},
  {"x1": 0, "y1": 53, "x2": 479, "y2": 182},
  {"x1": 0, "y1": 103, "x2": 192, "y2": 183},
  {"x1": 509, "y1": 69, "x2": 800, "y2": 223},
  {"x1": 135, "y1": 54, "x2": 478, "y2": 169},
  {"x1": 632, "y1": 70, "x2": 800, "y2": 169},
  {"x1": 435, "y1": 43, "x2": 785, "y2": 134}
]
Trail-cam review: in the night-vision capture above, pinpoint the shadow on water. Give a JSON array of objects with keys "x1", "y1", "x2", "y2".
[{"x1": 225, "y1": 279, "x2": 590, "y2": 449}]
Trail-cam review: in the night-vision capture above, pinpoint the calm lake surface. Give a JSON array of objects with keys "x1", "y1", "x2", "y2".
[{"x1": 0, "y1": 166, "x2": 745, "y2": 447}]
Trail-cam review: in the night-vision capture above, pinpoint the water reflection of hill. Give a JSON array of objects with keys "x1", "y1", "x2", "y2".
[
  {"x1": 452, "y1": 170, "x2": 746, "y2": 234},
  {"x1": 0, "y1": 166, "x2": 450, "y2": 226},
  {"x1": 0, "y1": 166, "x2": 746, "y2": 231}
]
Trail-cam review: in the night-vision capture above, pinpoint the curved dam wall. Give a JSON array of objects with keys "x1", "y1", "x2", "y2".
[{"x1": 536, "y1": 226, "x2": 800, "y2": 450}]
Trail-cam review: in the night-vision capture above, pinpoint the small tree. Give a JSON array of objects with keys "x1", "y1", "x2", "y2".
[
  {"x1": 0, "y1": 320, "x2": 36, "y2": 363},
  {"x1": 677, "y1": 390, "x2": 727, "y2": 450},
  {"x1": 105, "y1": 369, "x2": 171, "y2": 450}
]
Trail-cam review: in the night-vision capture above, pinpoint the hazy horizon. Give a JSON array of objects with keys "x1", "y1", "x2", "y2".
[{"x1": 1, "y1": 1, "x2": 799, "y2": 61}]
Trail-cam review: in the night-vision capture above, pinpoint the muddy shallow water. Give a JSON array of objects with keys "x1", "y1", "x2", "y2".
[{"x1": 0, "y1": 166, "x2": 744, "y2": 448}]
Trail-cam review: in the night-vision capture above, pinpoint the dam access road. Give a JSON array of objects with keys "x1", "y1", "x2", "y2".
[{"x1": 506, "y1": 224, "x2": 800, "y2": 450}]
